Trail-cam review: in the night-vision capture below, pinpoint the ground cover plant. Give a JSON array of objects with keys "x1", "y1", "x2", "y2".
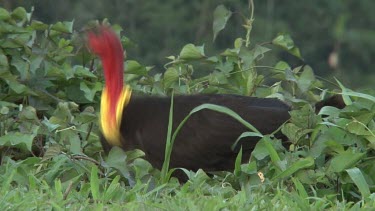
[{"x1": 0, "y1": 3, "x2": 374, "y2": 210}]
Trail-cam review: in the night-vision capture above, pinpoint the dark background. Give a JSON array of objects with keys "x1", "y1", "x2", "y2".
[{"x1": 2, "y1": 0, "x2": 374, "y2": 88}]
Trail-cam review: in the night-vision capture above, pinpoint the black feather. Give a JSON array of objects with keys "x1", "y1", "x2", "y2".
[{"x1": 101, "y1": 94, "x2": 291, "y2": 174}]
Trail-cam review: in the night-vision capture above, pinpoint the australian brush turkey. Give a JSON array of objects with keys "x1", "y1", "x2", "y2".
[{"x1": 87, "y1": 26, "x2": 344, "y2": 177}]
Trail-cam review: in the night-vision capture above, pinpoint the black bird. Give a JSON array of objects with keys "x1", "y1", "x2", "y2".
[{"x1": 88, "y1": 26, "x2": 343, "y2": 177}]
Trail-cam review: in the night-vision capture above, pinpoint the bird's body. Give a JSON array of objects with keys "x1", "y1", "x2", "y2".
[
  {"x1": 88, "y1": 26, "x2": 344, "y2": 178},
  {"x1": 100, "y1": 94, "x2": 290, "y2": 172}
]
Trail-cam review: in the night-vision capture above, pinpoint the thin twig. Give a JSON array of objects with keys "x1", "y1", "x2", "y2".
[
  {"x1": 71, "y1": 154, "x2": 100, "y2": 166},
  {"x1": 63, "y1": 181, "x2": 74, "y2": 200},
  {"x1": 85, "y1": 122, "x2": 94, "y2": 141}
]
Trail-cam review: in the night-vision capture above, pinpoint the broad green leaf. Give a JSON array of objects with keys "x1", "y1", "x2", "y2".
[
  {"x1": 51, "y1": 21, "x2": 74, "y2": 33},
  {"x1": 272, "y1": 33, "x2": 295, "y2": 50},
  {"x1": 0, "y1": 132, "x2": 36, "y2": 152},
  {"x1": 74, "y1": 66, "x2": 97, "y2": 78},
  {"x1": 132, "y1": 158, "x2": 153, "y2": 179},
  {"x1": 206, "y1": 56, "x2": 219, "y2": 63},
  {"x1": 80, "y1": 81, "x2": 102, "y2": 102},
  {"x1": 252, "y1": 139, "x2": 269, "y2": 160},
  {"x1": 237, "y1": 45, "x2": 270, "y2": 85},
  {"x1": 166, "y1": 55, "x2": 175, "y2": 60},
  {"x1": 208, "y1": 72, "x2": 228, "y2": 85},
  {"x1": 289, "y1": 47, "x2": 302, "y2": 58},
  {"x1": 0, "y1": 8, "x2": 11, "y2": 20},
  {"x1": 318, "y1": 106, "x2": 341, "y2": 117},
  {"x1": 74, "y1": 108, "x2": 97, "y2": 125},
  {"x1": 329, "y1": 151, "x2": 365, "y2": 172},
  {"x1": 179, "y1": 44, "x2": 205, "y2": 60},
  {"x1": 241, "y1": 160, "x2": 257, "y2": 174},
  {"x1": 104, "y1": 147, "x2": 133, "y2": 184},
  {"x1": 163, "y1": 67, "x2": 179, "y2": 89},
  {"x1": 0, "y1": 101, "x2": 18, "y2": 108},
  {"x1": 346, "y1": 167, "x2": 371, "y2": 198},
  {"x1": 272, "y1": 33, "x2": 302, "y2": 59},
  {"x1": 281, "y1": 123, "x2": 312, "y2": 144},
  {"x1": 0, "y1": 54, "x2": 9, "y2": 70},
  {"x1": 59, "y1": 63, "x2": 74, "y2": 80},
  {"x1": 290, "y1": 104, "x2": 316, "y2": 128},
  {"x1": 42, "y1": 144, "x2": 62, "y2": 162},
  {"x1": 234, "y1": 38, "x2": 243, "y2": 49},
  {"x1": 1, "y1": 72, "x2": 29, "y2": 94},
  {"x1": 66, "y1": 82, "x2": 91, "y2": 103},
  {"x1": 19, "y1": 106, "x2": 38, "y2": 121},
  {"x1": 365, "y1": 135, "x2": 375, "y2": 148},
  {"x1": 215, "y1": 61, "x2": 233, "y2": 74},
  {"x1": 213, "y1": 5, "x2": 232, "y2": 41},
  {"x1": 0, "y1": 106, "x2": 9, "y2": 114},
  {"x1": 346, "y1": 121, "x2": 373, "y2": 136},
  {"x1": 126, "y1": 149, "x2": 146, "y2": 162},
  {"x1": 42, "y1": 117, "x2": 61, "y2": 132},
  {"x1": 285, "y1": 68, "x2": 297, "y2": 82},
  {"x1": 325, "y1": 140, "x2": 345, "y2": 153},
  {"x1": 238, "y1": 47, "x2": 254, "y2": 70},
  {"x1": 252, "y1": 45, "x2": 271, "y2": 59},
  {"x1": 274, "y1": 61, "x2": 290, "y2": 71},
  {"x1": 29, "y1": 20, "x2": 49, "y2": 30},
  {"x1": 274, "y1": 157, "x2": 314, "y2": 180},
  {"x1": 125, "y1": 60, "x2": 148, "y2": 76},
  {"x1": 221, "y1": 48, "x2": 238, "y2": 57},
  {"x1": 30, "y1": 55, "x2": 43, "y2": 74},
  {"x1": 68, "y1": 131, "x2": 82, "y2": 154},
  {"x1": 297, "y1": 66, "x2": 315, "y2": 92},
  {"x1": 11, "y1": 7, "x2": 27, "y2": 20},
  {"x1": 11, "y1": 57, "x2": 29, "y2": 80}
]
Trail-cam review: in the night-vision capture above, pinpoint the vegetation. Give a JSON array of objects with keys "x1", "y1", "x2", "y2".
[
  {"x1": 0, "y1": 3, "x2": 374, "y2": 210},
  {"x1": 4, "y1": 0, "x2": 375, "y2": 88}
]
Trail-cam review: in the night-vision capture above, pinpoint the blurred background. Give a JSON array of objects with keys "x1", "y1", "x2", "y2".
[{"x1": 2, "y1": 0, "x2": 374, "y2": 88}]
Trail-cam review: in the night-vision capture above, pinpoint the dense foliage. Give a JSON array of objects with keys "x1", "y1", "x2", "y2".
[
  {"x1": 0, "y1": 4, "x2": 374, "y2": 210},
  {"x1": 4, "y1": 0, "x2": 375, "y2": 88}
]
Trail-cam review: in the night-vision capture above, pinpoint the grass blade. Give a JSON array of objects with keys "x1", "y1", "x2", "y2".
[
  {"x1": 291, "y1": 177, "x2": 308, "y2": 199},
  {"x1": 161, "y1": 92, "x2": 175, "y2": 183},
  {"x1": 161, "y1": 102, "x2": 263, "y2": 183},
  {"x1": 90, "y1": 166, "x2": 100, "y2": 201},
  {"x1": 231, "y1": 131, "x2": 263, "y2": 150},
  {"x1": 263, "y1": 136, "x2": 282, "y2": 171},
  {"x1": 346, "y1": 167, "x2": 370, "y2": 198},
  {"x1": 234, "y1": 147, "x2": 243, "y2": 177}
]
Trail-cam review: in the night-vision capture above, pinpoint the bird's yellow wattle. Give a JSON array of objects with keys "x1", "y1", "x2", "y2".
[{"x1": 100, "y1": 86, "x2": 132, "y2": 146}]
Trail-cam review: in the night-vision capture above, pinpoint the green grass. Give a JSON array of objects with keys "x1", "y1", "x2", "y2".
[{"x1": 1, "y1": 176, "x2": 374, "y2": 210}]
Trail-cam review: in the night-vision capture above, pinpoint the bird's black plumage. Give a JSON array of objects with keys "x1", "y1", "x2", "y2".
[
  {"x1": 100, "y1": 94, "x2": 291, "y2": 173},
  {"x1": 89, "y1": 26, "x2": 346, "y2": 181}
]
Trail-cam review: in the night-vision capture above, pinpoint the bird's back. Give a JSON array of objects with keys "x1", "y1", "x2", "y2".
[{"x1": 113, "y1": 94, "x2": 290, "y2": 172}]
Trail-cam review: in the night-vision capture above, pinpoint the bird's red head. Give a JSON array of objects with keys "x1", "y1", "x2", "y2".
[{"x1": 88, "y1": 26, "x2": 131, "y2": 146}]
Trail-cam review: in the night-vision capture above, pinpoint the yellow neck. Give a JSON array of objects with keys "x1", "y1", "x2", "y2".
[{"x1": 100, "y1": 86, "x2": 132, "y2": 146}]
